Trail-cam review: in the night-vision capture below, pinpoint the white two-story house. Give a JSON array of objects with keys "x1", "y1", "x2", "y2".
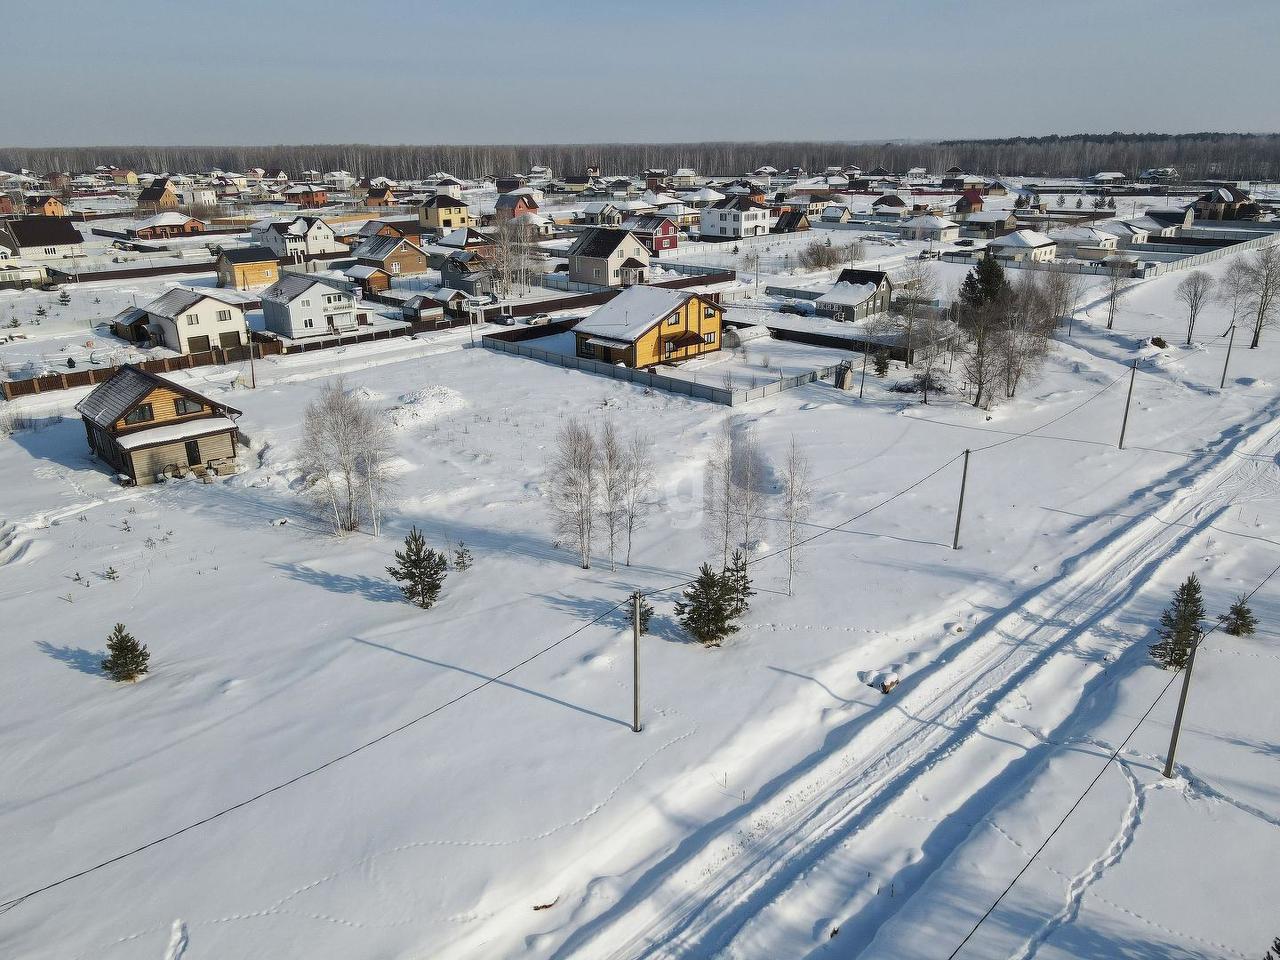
[
  {"x1": 141, "y1": 286, "x2": 255, "y2": 353},
  {"x1": 699, "y1": 196, "x2": 772, "y2": 239},
  {"x1": 251, "y1": 216, "x2": 345, "y2": 260},
  {"x1": 260, "y1": 274, "x2": 358, "y2": 339}
]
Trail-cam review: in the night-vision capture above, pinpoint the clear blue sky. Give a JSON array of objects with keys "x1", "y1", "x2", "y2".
[{"x1": 5, "y1": 0, "x2": 1278, "y2": 145}]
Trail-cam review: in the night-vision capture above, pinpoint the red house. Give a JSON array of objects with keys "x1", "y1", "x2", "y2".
[
  {"x1": 621, "y1": 215, "x2": 678, "y2": 254},
  {"x1": 286, "y1": 184, "x2": 328, "y2": 208}
]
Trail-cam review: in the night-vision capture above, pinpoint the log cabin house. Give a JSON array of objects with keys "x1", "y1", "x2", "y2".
[
  {"x1": 573, "y1": 285, "x2": 722, "y2": 368},
  {"x1": 76, "y1": 366, "x2": 242, "y2": 485}
]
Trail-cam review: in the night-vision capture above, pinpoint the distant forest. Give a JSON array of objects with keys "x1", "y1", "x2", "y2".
[{"x1": 3, "y1": 132, "x2": 1278, "y2": 181}]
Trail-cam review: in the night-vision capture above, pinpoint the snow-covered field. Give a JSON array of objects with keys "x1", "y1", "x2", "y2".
[{"x1": 1, "y1": 243, "x2": 1278, "y2": 959}]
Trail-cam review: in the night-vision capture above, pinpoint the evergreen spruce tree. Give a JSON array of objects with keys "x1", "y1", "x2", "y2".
[
  {"x1": 873, "y1": 351, "x2": 890, "y2": 377},
  {"x1": 1150, "y1": 574, "x2": 1206, "y2": 669},
  {"x1": 958, "y1": 257, "x2": 1007, "y2": 311},
  {"x1": 725, "y1": 549, "x2": 755, "y2": 620},
  {"x1": 675, "y1": 564, "x2": 736, "y2": 647},
  {"x1": 453, "y1": 541, "x2": 473, "y2": 571},
  {"x1": 58, "y1": 290, "x2": 71, "y2": 305},
  {"x1": 386, "y1": 526, "x2": 448, "y2": 609},
  {"x1": 637, "y1": 596, "x2": 654, "y2": 635},
  {"x1": 101, "y1": 623, "x2": 149, "y2": 682},
  {"x1": 1219, "y1": 594, "x2": 1257, "y2": 637}
]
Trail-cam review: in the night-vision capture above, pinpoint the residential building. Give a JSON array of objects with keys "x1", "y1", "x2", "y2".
[
  {"x1": 699, "y1": 196, "x2": 771, "y2": 239},
  {"x1": 75, "y1": 366, "x2": 242, "y2": 485},
  {"x1": 620, "y1": 215, "x2": 678, "y2": 255},
  {"x1": 252, "y1": 216, "x2": 345, "y2": 259},
  {"x1": 988, "y1": 229, "x2": 1057, "y2": 263},
  {"x1": 26, "y1": 195, "x2": 67, "y2": 217},
  {"x1": 495, "y1": 190, "x2": 540, "y2": 221},
  {"x1": 1047, "y1": 225, "x2": 1119, "y2": 260},
  {"x1": 216, "y1": 246, "x2": 280, "y2": 289},
  {"x1": 821, "y1": 204, "x2": 852, "y2": 223},
  {"x1": 440, "y1": 250, "x2": 494, "y2": 295},
  {"x1": 901, "y1": 214, "x2": 960, "y2": 243},
  {"x1": 1191, "y1": 186, "x2": 1259, "y2": 221},
  {"x1": 670, "y1": 168, "x2": 697, "y2": 188},
  {"x1": 141, "y1": 286, "x2": 255, "y2": 352},
  {"x1": 261, "y1": 274, "x2": 359, "y2": 338},
  {"x1": 137, "y1": 178, "x2": 179, "y2": 211},
  {"x1": 962, "y1": 210, "x2": 1018, "y2": 238},
  {"x1": 418, "y1": 193, "x2": 472, "y2": 231},
  {"x1": 128, "y1": 213, "x2": 206, "y2": 240},
  {"x1": 815, "y1": 269, "x2": 893, "y2": 321},
  {"x1": 573, "y1": 285, "x2": 722, "y2": 368},
  {"x1": 871, "y1": 194, "x2": 910, "y2": 218},
  {"x1": 771, "y1": 209, "x2": 811, "y2": 234},
  {"x1": 364, "y1": 185, "x2": 396, "y2": 207},
  {"x1": 343, "y1": 263, "x2": 393, "y2": 296},
  {"x1": 284, "y1": 184, "x2": 328, "y2": 208},
  {"x1": 352, "y1": 234, "x2": 429, "y2": 275},
  {"x1": 0, "y1": 217, "x2": 85, "y2": 259},
  {"x1": 566, "y1": 227, "x2": 650, "y2": 287}
]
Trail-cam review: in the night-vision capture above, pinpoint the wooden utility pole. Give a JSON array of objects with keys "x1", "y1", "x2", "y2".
[
  {"x1": 247, "y1": 336, "x2": 257, "y2": 389},
  {"x1": 1163, "y1": 632, "x2": 1202, "y2": 779},
  {"x1": 859, "y1": 349, "x2": 868, "y2": 399},
  {"x1": 1220, "y1": 324, "x2": 1236, "y2": 389},
  {"x1": 952, "y1": 449, "x2": 970, "y2": 550},
  {"x1": 1117, "y1": 359, "x2": 1137, "y2": 449},
  {"x1": 631, "y1": 592, "x2": 642, "y2": 733}
]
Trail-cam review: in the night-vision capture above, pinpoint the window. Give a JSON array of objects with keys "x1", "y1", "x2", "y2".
[
  {"x1": 174, "y1": 397, "x2": 202, "y2": 416},
  {"x1": 391, "y1": 262, "x2": 401, "y2": 273},
  {"x1": 663, "y1": 340, "x2": 674, "y2": 355},
  {"x1": 123, "y1": 404, "x2": 154, "y2": 425},
  {"x1": 44, "y1": 246, "x2": 57, "y2": 255},
  {"x1": 593, "y1": 268, "x2": 601, "y2": 278},
  {"x1": 666, "y1": 315, "x2": 679, "y2": 326},
  {"x1": 703, "y1": 332, "x2": 716, "y2": 344},
  {"x1": 185, "y1": 314, "x2": 199, "y2": 326},
  {"x1": 217, "y1": 309, "x2": 231, "y2": 322},
  {"x1": 301, "y1": 299, "x2": 310, "y2": 307},
  {"x1": 703, "y1": 305, "x2": 716, "y2": 318},
  {"x1": 580, "y1": 341, "x2": 595, "y2": 358},
  {"x1": 303, "y1": 317, "x2": 315, "y2": 328}
]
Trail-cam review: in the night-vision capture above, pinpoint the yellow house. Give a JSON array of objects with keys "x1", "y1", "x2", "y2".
[
  {"x1": 418, "y1": 194, "x2": 472, "y2": 231},
  {"x1": 573, "y1": 285, "x2": 722, "y2": 368},
  {"x1": 216, "y1": 245, "x2": 280, "y2": 290},
  {"x1": 27, "y1": 195, "x2": 67, "y2": 217},
  {"x1": 111, "y1": 169, "x2": 139, "y2": 186}
]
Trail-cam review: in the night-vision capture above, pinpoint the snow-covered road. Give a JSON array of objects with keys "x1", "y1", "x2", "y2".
[{"x1": 535, "y1": 394, "x2": 1280, "y2": 960}]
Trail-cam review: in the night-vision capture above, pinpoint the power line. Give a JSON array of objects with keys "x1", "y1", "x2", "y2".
[
  {"x1": 944, "y1": 556, "x2": 1280, "y2": 960},
  {"x1": 0, "y1": 594, "x2": 630, "y2": 916}
]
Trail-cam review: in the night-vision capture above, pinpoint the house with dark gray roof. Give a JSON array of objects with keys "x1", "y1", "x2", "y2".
[
  {"x1": 75, "y1": 365, "x2": 242, "y2": 484},
  {"x1": 0, "y1": 216, "x2": 85, "y2": 259},
  {"x1": 261, "y1": 274, "x2": 358, "y2": 339},
  {"x1": 566, "y1": 227, "x2": 649, "y2": 287},
  {"x1": 141, "y1": 285, "x2": 257, "y2": 353}
]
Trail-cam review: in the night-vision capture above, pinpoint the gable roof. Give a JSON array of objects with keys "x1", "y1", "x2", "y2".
[
  {"x1": 4, "y1": 216, "x2": 84, "y2": 248},
  {"x1": 352, "y1": 234, "x2": 426, "y2": 261},
  {"x1": 144, "y1": 286, "x2": 254, "y2": 320},
  {"x1": 438, "y1": 226, "x2": 493, "y2": 249},
  {"x1": 573, "y1": 285, "x2": 699, "y2": 342},
  {"x1": 421, "y1": 193, "x2": 468, "y2": 209},
  {"x1": 567, "y1": 227, "x2": 640, "y2": 259},
  {"x1": 218, "y1": 244, "x2": 278, "y2": 264},
  {"x1": 261, "y1": 273, "x2": 352, "y2": 304},
  {"x1": 991, "y1": 229, "x2": 1055, "y2": 249},
  {"x1": 75, "y1": 365, "x2": 240, "y2": 429},
  {"x1": 836, "y1": 268, "x2": 890, "y2": 288}
]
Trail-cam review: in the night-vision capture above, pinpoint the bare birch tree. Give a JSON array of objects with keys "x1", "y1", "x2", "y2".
[
  {"x1": 1219, "y1": 258, "x2": 1251, "y2": 330},
  {"x1": 1175, "y1": 270, "x2": 1215, "y2": 345},
  {"x1": 731, "y1": 425, "x2": 771, "y2": 555},
  {"x1": 1244, "y1": 244, "x2": 1280, "y2": 349},
  {"x1": 621, "y1": 431, "x2": 655, "y2": 566},
  {"x1": 596, "y1": 420, "x2": 627, "y2": 572},
  {"x1": 548, "y1": 417, "x2": 598, "y2": 568},
  {"x1": 703, "y1": 419, "x2": 736, "y2": 568},
  {"x1": 300, "y1": 378, "x2": 395, "y2": 535},
  {"x1": 1103, "y1": 262, "x2": 1130, "y2": 330},
  {"x1": 897, "y1": 258, "x2": 938, "y2": 363},
  {"x1": 781, "y1": 435, "x2": 812, "y2": 596}
]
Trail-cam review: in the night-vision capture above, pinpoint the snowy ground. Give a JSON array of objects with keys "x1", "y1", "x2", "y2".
[{"x1": 0, "y1": 241, "x2": 1278, "y2": 959}]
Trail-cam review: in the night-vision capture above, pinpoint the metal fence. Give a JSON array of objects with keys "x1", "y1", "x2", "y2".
[{"x1": 481, "y1": 335, "x2": 842, "y2": 406}]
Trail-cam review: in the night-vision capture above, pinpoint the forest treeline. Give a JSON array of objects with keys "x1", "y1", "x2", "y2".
[{"x1": 2, "y1": 132, "x2": 1278, "y2": 181}]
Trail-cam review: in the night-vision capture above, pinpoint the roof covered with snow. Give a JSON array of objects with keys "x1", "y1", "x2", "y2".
[{"x1": 572, "y1": 285, "x2": 694, "y2": 342}]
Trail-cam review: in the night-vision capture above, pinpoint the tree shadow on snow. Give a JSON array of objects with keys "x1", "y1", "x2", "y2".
[
  {"x1": 268, "y1": 561, "x2": 402, "y2": 603},
  {"x1": 35, "y1": 641, "x2": 103, "y2": 677}
]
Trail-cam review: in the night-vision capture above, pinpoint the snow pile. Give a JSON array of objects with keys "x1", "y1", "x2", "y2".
[{"x1": 387, "y1": 386, "x2": 466, "y2": 428}]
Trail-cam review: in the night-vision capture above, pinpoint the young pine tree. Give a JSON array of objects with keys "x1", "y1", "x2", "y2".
[
  {"x1": 386, "y1": 526, "x2": 448, "y2": 609},
  {"x1": 1150, "y1": 574, "x2": 1206, "y2": 669},
  {"x1": 1218, "y1": 594, "x2": 1257, "y2": 637},
  {"x1": 873, "y1": 351, "x2": 890, "y2": 377},
  {"x1": 453, "y1": 541, "x2": 473, "y2": 571},
  {"x1": 676, "y1": 564, "x2": 737, "y2": 647},
  {"x1": 101, "y1": 623, "x2": 150, "y2": 682},
  {"x1": 725, "y1": 549, "x2": 755, "y2": 620}
]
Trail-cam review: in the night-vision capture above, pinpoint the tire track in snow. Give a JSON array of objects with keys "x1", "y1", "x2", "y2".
[{"x1": 545, "y1": 393, "x2": 1280, "y2": 960}]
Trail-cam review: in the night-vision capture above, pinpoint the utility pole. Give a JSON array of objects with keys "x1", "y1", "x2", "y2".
[
  {"x1": 859, "y1": 348, "x2": 868, "y2": 399},
  {"x1": 631, "y1": 592, "x2": 642, "y2": 733},
  {"x1": 952, "y1": 448, "x2": 970, "y2": 550},
  {"x1": 1117, "y1": 358, "x2": 1137, "y2": 449},
  {"x1": 1163, "y1": 632, "x2": 1202, "y2": 779},
  {"x1": 247, "y1": 333, "x2": 257, "y2": 389},
  {"x1": 1220, "y1": 324, "x2": 1236, "y2": 389}
]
